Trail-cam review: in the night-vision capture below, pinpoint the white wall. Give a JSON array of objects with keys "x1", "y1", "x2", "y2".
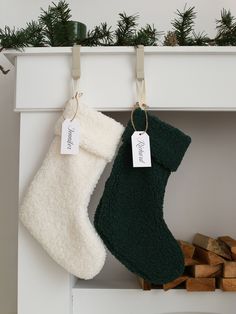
[{"x1": 0, "y1": 1, "x2": 236, "y2": 314}]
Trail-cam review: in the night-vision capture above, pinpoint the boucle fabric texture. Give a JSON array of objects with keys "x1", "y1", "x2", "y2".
[
  {"x1": 94, "y1": 108, "x2": 191, "y2": 284},
  {"x1": 19, "y1": 100, "x2": 124, "y2": 279}
]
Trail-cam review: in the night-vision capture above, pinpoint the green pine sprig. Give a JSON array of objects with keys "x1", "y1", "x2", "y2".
[
  {"x1": 0, "y1": 26, "x2": 27, "y2": 49},
  {"x1": 134, "y1": 24, "x2": 161, "y2": 46},
  {"x1": 172, "y1": 5, "x2": 196, "y2": 45},
  {"x1": 115, "y1": 13, "x2": 139, "y2": 45},
  {"x1": 83, "y1": 23, "x2": 113, "y2": 46},
  {"x1": 192, "y1": 31, "x2": 210, "y2": 46},
  {"x1": 39, "y1": 0, "x2": 72, "y2": 46},
  {"x1": 215, "y1": 9, "x2": 236, "y2": 46},
  {"x1": 1, "y1": 0, "x2": 236, "y2": 51},
  {"x1": 170, "y1": 5, "x2": 211, "y2": 46},
  {"x1": 24, "y1": 21, "x2": 45, "y2": 47},
  {"x1": 83, "y1": 14, "x2": 160, "y2": 46}
]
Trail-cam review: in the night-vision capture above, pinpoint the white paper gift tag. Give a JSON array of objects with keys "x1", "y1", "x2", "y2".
[
  {"x1": 131, "y1": 131, "x2": 152, "y2": 167},
  {"x1": 61, "y1": 119, "x2": 80, "y2": 155}
]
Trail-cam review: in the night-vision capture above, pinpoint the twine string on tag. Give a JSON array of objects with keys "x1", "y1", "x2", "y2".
[
  {"x1": 72, "y1": 78, "x2": 80, "y2": 99},
  {"x1": 62, "y1": 92, "x2": 83, "y2": 122},
  {"x1": 131, "y1": 103, "x2": 148, "y2": 133}
]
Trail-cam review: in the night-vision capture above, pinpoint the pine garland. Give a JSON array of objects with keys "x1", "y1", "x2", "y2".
[
  {"x1": 215, "y1": 9, "x2": 236, "y2": 46},
  {"x1": 134, "y1": 24, "x2": 161, "y2": 46},
  {"x1": 81, "y1": 14, "x2": 161, "y2": 46},
  {"x1": 172, "y1": 6, "x2": 196, "y2": 45},
  {"x1": 167, "y1": 5, "x2": 210, "y2": 46},
  {"x1": 1, "y1": 1, "x2": 236, "y2": 75},
  {"x1": 115, "y1": 13, "x2": 139, "y2": 45},
  {"x1": 0, "y1": 26, "x2": 27, "y2": 49},
  {"x1": 39, "y1": 0, "x2": 72, "y2": 46},
  {"x1": 0, "y1": 1, "x2": 236, "y2": 51},
  {"x1": 82, "y1": 23, "x2": 113, "y2": 46}
]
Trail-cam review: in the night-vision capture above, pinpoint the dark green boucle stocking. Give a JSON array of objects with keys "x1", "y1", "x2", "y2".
[{"x1": 94, "y1": 109, "x2": 191, "y2": 284}]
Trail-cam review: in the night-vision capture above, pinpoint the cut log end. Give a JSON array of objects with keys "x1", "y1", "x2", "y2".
[
  {"x1": 193, "y1": 246, "x2": 225, "y2": 265},
  {"x1": 193, "y1": 233, "x2": 232, "y2": 260},
  {"x1": 178, "y1": 240, "x2": 195, "y2": 258},
  {"x1": 186, "y1": 278, "x2": 216, "y2": 291},
  {"x1": 219, "y1": 278, "x2": 236, "y2": 291},
  {"x1": 137, "y1": 277, "x2": 151, "y2": 291},
  {"x1": 163, "y1": 275, "x2": 189, "y2": 291}
]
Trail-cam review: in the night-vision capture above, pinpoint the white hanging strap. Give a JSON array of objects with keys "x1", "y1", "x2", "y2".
[
  {"x1": 71, "y1": 45, "x2": 81, "y2": 97},
  {"x1": 136, "y1": 80, "x2": 146, "y2": 109},
  {"x1": 136, "y1": 45, "x2": 144, "y2": 80},
  {"x1": 136, "y1": 45, "x2": 146, "y2": 109}
]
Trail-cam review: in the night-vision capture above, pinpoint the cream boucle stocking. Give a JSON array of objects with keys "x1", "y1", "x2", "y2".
[{"x1": 20, "y1": 100, "x2": 124, "y2": 279}]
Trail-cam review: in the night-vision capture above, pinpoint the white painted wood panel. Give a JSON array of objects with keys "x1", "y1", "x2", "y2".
[
  {"x1": 73, "y1": 289, "x2": 235, "y2": 314},
  {"x1": 4, "y1": 47, "x2": 236, "y2": 112},
  {"x1": 18, "y1": 112, "x2": 72, "y2": 314},
  {"x1": 10, "y1": 48, "x2": 236, "y2": 314}
]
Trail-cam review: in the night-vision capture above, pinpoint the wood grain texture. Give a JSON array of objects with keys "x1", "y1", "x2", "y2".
[
  {"x1": 185, "y1": 257, "x2": 200, "y2": 266},
  {"x1": 194, "y1": 246, "x2": 225, "y2": 265},
  {"x1": 193, "y1": 233, "x2": 232, "y2": 259},
  {"x1": 163, "y1": 275, "x2": 189, "y2": 291},
  {"x1": 190, "y1": 264, "x2": 222, "y2": 278},
  {"x1": 219, "y1": 236, "x2": 236, "y2": 255},
  {"x1": 223, "y1": 261, "x2": 236, "y2": 278},
  {"x1": 137, "y1": 277, "x2": 151, "y2": 291},
  {"x1": 178, "y1": 240, "x2": 195, "y2": 258},
  {"x1": 219, "y1": 278, "x2": 236, "y2": 291},
  {"x1": 186, "y1": 278, "x2": 215, "y2": 291}
]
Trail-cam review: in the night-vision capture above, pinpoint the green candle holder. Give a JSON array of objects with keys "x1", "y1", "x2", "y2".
[
  {"x1": 69, "y1": 21, "x2": 87, "y2": 42},
  {"x1": 54, "y1": 20, "x2": 87, "y2": 46}
]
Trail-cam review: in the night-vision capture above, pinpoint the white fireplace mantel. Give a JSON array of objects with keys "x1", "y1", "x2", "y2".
[
  {"x1": 4, "y1": 47, "x2": 236, "y2": 314},
  {"x1": 4, "y1": 46, "x2": 236, "y2": 112}
]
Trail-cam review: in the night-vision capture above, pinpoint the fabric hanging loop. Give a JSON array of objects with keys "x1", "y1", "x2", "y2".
[
  {"x1": 136, "y1": 80, "x2": 146, "y2": 109},
  {"x1": 131, "y1": 103, "x2": 148, "y2": 133},
  {"x1": 71, "y1": 45, "x2": 81, "y2": 98},
  {"x1": 136, "y1": 45, "x2": 146, "y2": 109},
  {"x1": 62, "y1": 44, "x2": 82, "y2": 121}
]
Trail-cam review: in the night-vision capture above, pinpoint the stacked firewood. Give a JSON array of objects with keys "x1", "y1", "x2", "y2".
[{"x1": 138, "y1": 233, "x2": 236, "y2": 291}]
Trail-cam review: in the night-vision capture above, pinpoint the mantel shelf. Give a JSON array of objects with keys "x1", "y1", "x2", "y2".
[
  {"x1": 72, "y1": 281, "x2": 236, "y2": 314},
  {"x1": 4, "y1": 46, "x2": 236, "y2": 65},
  {"x1": 5, "y1": 46, "x2": 236, "y2": 112}
]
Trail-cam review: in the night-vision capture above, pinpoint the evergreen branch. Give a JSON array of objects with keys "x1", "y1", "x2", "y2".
[
  {"x1": 0, "y1": 22, "x2": 45, "y2": 49},
  {"x1": 2, "y1": 1, "x2": 236, "y2": 49},
  {"x1": 83, "y1": 23, "x2": 113, "y2": 46},
  {"x1": 192, "y1": 31, "x2": 210, "y2": 46},
  {"x1": 39, "y1": 0, "x2": 72, "y2": 46},
  {"x1": 39, "y1": 9, "x2": 57, "y2": 46},
  {"x1": 215, "y1": 9, "x2": 236, "y2": 45},
  {"x1": 134, "y1": 24, "x2": 161, "y2": 46},
  {"x1": 172, "y1": 5, "x2": 196, "y2": 45},
  {"x1": 97, "y1": 23, "x2": 113, "y2": 45},
  {"x1": 51, "y1": 0, "x2": 72, "y2": 22},
  {"x1": 81, "y1": 23, "x2": 113, "y2": 46},
  {"x1": 24, "y1": 21, "x2": 45, "y2": 47},
  {"x1": 0, "y1": 26, "x2": 27, "y2": 49},
  {"x1": 115, "y1": 13, "x2": 139, "y2": 45}
]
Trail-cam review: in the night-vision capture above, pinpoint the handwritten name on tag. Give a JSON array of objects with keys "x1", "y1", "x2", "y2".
[
  {"x1": 131, "y1": 131, "x2": 152, "y2": 168},
  {"x1": 61, "y1": 119, "x2": 80, "y2": 155}
]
